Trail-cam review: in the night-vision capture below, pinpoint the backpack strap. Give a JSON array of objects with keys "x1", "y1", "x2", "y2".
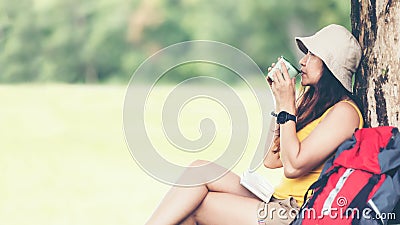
[
  {"x1": 304, "y1": 166, "x2": 340, "y2": 208},
  {"x1": 344, "y1": 174, "x2": 381, "y2": 220}
]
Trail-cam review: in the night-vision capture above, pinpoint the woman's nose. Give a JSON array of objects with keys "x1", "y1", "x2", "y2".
[{"x1": 299, "y1": 55, "x2": 306, "y2": 66}]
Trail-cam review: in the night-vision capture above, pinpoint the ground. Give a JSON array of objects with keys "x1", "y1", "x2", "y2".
[{"x1": 0, "y1": 84, "x2": 282, "y2": 225}]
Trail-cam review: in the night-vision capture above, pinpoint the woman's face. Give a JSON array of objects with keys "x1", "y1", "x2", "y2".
[{"x1": 298, "y1": 51, "x2": 324, "y2": 86}]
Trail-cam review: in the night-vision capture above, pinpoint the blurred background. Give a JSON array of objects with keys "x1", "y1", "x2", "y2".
[{"x1": 0, "y1": 0, "x2": 351, "y2": 224}]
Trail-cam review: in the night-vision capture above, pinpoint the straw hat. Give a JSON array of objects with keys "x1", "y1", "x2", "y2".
[{"x1": 295, "y1": 24, "x2": 362, "y2": 93}]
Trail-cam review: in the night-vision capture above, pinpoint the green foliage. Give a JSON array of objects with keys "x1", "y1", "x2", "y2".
[{"x1": 0, "y1": 0, "x2": 350, "y2": 83}]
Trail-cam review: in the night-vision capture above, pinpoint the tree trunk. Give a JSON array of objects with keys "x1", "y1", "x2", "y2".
[{"x1": 351, "y1": 0, "x2": 400, "y2": 128}]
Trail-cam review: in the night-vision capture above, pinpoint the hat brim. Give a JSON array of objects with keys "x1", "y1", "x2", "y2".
[
  {"x1": 295, "y1": 36, "x2": 353, "y2": 93},
  {"x1": 295, "y1": 37, "x2": 309, "y2": 54}
]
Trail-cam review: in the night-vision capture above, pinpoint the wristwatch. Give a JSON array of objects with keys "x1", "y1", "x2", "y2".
[{"x1": 271, "y1": 111, "x2": 297, "y2": 124}]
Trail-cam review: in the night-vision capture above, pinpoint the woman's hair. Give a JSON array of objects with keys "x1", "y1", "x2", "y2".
[{"x1": 272, "y1": 63, "x2": 364, "y2": 153}]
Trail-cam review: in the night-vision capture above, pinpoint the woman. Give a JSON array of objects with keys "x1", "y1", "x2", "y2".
[{"x1": 146, "y1": 24, "x2": 364, "y2": 225}]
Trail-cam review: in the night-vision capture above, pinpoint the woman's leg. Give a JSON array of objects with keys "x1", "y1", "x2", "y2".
[
  {"x1": 193, "y1": 192, "x2": 261, "y2": 225},
  {"x1": 145, "y1": 160, "x2": 258, "y2": 225},
  {"x1": 180, "y1": 216, "x2": 196, "y2": 225},
  {"x1": 193, "y1": 194, "x2": 299, "y2": 225}
]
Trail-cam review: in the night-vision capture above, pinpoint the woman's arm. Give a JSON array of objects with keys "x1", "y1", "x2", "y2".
[
  {"x1": 263, "y1": 117, "x2": 283, "y2": 168},
  {"x1": 279, "y1": 101, "x2": 360, "y2": 178},
  {"x1": 268, "y1": 62, "x2": 360, "y2": 178}
]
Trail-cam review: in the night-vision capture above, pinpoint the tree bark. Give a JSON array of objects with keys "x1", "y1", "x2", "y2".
[{"x1": 351, "y1": 0, "x2": 400, "y2": 128}]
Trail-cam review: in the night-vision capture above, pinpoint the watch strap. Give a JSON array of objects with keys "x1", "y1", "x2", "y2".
[
  {"x1": 286, "y1": 113, "x2": 297, "y2": 123},
  {"x1": 275, "y1": 111, "x2": 297, "y2": 124}
]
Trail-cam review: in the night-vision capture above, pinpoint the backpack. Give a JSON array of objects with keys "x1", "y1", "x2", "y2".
[{"x1": 291, "y1": 126, "x2": 400, "y2": 225}]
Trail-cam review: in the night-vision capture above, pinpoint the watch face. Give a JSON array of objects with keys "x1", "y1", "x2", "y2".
[{"x1": 277, "y1": 111, "x2": 288, "y2": 124}]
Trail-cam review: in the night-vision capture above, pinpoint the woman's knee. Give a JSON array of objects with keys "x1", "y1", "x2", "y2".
[
  {"x1": 189, "y1": 159, "x2": 211, "y2": 167},
  {"x1": 177, "y1": 160, "x2": 214, "y2": 185}
]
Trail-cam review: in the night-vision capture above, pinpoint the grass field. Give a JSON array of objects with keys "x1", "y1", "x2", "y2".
[{"x1": 0, "y1": 84, "x2": 282, "y2": 225}]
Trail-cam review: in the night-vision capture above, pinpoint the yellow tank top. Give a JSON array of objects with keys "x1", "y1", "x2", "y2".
[{"x1": 272, "y1": 100, "x2": 364, "y2": 205}]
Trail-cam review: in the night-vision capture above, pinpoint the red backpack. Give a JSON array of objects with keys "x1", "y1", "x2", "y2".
[{"x1": 291, "y1": 126, "x2": 400, "y2": 225}]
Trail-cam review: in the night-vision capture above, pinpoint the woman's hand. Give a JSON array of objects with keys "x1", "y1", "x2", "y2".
[{"x1": 267, "y1": 59, "x2": 296, "y2": 115}]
